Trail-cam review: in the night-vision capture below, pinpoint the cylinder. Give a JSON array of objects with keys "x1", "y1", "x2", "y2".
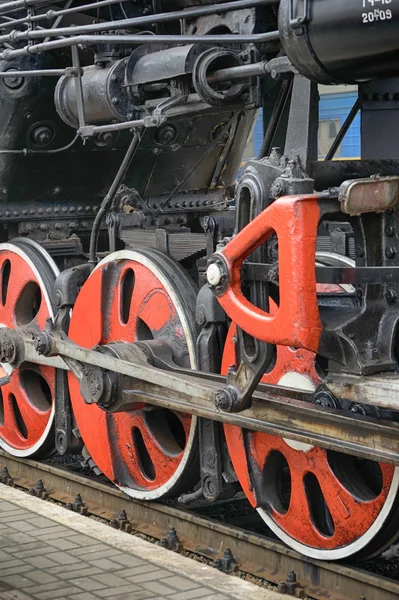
[
  {"x1": 55, "y1": 60, "x2": 131, "y2": 128},
  {"x1": 279, "y1": 0, "x2": 399, "y2": 84}
]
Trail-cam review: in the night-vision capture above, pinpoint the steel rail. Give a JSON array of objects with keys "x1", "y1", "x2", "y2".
[
  {"x1": 2, "y1": 328, "x2": 399, "y2": 465},
  {"x1": 0, "y1": 450, "x2": 398, "y2": 600}
]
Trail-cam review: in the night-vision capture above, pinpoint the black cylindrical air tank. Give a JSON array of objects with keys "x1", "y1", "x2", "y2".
[{"x1": 279, "y1": 0, "x2": 399, "y2": 84}]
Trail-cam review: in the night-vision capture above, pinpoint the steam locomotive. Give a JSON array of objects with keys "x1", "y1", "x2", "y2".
[{"x1": 0, "y1": 0, "x2": 399, "y2": 562}]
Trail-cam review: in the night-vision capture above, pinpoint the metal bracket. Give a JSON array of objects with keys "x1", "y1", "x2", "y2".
[{"x1": 289, "y1": 0, "x2": 309, "y2": 30}]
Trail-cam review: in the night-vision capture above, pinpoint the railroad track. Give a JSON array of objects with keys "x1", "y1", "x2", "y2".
[{"x1": 1, "y1": 451, "x2": 398, "y2": 600}]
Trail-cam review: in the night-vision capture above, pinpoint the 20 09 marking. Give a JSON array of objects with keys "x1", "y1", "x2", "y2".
[{"x1": 362, "y1": 8, "x2": 392, "y2": 21}]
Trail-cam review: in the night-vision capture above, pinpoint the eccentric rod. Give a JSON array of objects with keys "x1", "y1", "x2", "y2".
[{"x1": 0, "y1": 0, "x2": 278, "y2": 45}]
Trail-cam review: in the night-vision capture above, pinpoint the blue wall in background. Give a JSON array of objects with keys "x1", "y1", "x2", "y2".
[
  {"x1": 319, "y1": 92, "x2": 360, "y2": 159},
  {"x1": 250, "y1": 91, "x2": 361, "y2": 160}
]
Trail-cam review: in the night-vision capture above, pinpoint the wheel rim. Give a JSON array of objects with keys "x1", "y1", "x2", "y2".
[
  {"x1": 223, "y1": 273, "x2": 399, "y2": 559},
  {"x1": 0, "y1": 239, "x2": 58, "y2": 457},
  {"x1": 68, "y1": 249, "x2": 199, "y2": 500}
]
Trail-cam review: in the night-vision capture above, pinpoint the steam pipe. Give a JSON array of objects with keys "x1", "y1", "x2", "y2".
[{"x1": 0, "y1": 0, "x2": 278, "y2": 44}]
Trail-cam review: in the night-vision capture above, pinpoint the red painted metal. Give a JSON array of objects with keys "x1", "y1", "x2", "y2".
[
  {"x1": 0, "y1": 250, "x2": 54, "y2": 453},
  {"x1": 223, "y1": 315, "x2": 396, "y2": 551},
  {"x1": 216, "y1": 195, "x2": 322, "y2": 352},
  {"x1": 68, "y1": 258, "x2": 194, "y2": 495}
]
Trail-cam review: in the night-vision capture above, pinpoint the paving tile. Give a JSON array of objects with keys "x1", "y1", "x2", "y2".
[
  {"x1": 0, "y1": 573, "x2": 35, "y2": 589},
  {"x1": 95, "y1": 584, "x2": 142, "y2": 598},
  {"x1": 108, "y1": 554, "x2": 145, "y2": 569},
  {"x1": 79, "y1": 549, "x2": 124, "y2": 561},
  {"x1": 45, "y1": 538, "x2": 80, "y2": 551},
  {"x1": 0, "y1": 559, "x2": 25, "y2": 570},
  {"x1": 36, "y1": 586, "x2": 83, "y2": 600},
  {"x1": 65, "y1": 594, "x2": 99, "y2": 600},
  {"x1": 57, "y1": 567, "x2": 102, "y2": 581},
  {"x1": 127, "y1": 569, "x2": 172, "y2": 584},
  {"x1": 0, "y1": 550, "x2": 16, "y2": 563},
  {"x1": 72, "y1": 544, "x2": 110, "y2": 556},
  {"x1": 15, "y1": 547, "x2": 55, "y2": 560},
  {"x1": 7, "y1": 542, "x2": 44, "y2": 555},
  {"x1": 48, "y1": 551, "x2": 84, "y2": 565},
  {"x1": 23, "y1": 570, "x2": 59, "y2": 584},
  {"x1": 165, "y1": 590, "x2": 217, "y2": 600},
  {"x1": 6, "y1": 533, "x2": 36, "y2": 544},
  {"x1": 202, "y1": 594, "x2": 231, "y2": 600},
  {"x1": 159, "y1": 575, "x2": 200, "y2": 591},
  {"x1": 26, "y1": 517, "x2": 58, "y2": 529},
  {"x1": 59, "y1": 534, "x2": 99, "y2": 548},
  {"x1": 0, "y1": 565, "x2": 35, "y2": 578},
  {"x1": 24, "y1": 556, "x2": 57, "y2": 569},
  {"x1": 98, "y1": 592, "x2": 156, "y2": 600},
  {"x1": 94, "y1": 573, "x2": 128, "y2": 588},
  {"x1": 9, "y1": 520, "x2": 37, "y2": 532},
  {"x1": 23, "y1": 581, "x2": 68, "y2": 595},
  {"x1": 121, "y1": 564, "x2": 155, "y2": 578},
  {"x1": 68, "y1": 577, "x2": 106, "y2": 592},
  {"x1": 141, "y1": 581, "x2": 181, "y2": 596},
  {"x1": 85, "y1": 558, "x2": 125, "y2": 571},
  {"x1": 0, "y1": 502, "x2": 20, "y2": 512},
  {"x1": 31, "y1": 527, "x2": 71, "y2": 540},
  {"x1": 47, "y1": 563, "x2": 84, "y2": 576}
]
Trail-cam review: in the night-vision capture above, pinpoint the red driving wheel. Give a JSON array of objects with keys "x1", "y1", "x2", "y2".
[
  {"x1": 0, "y1": 239, "x2": 58, "y2": 457},
  {"x1": 68, "y1": 249, "x2": 199, "y2": 500},
  {"x1": 222, "y1": 312, "x2": 399, "y2": 560}
]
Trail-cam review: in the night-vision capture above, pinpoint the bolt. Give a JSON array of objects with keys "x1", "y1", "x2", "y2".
[
  {"x1": 207, "y1": 263, "x2": 223, "y2": 287},
  {"x1": 35, "y1": 332, "x2": 52, "y2": 356},
  {"x1": 313, "y1": 390, "x2": 340, "y2": 409},
  {"x1": 32, "y1": 125, "x2": 53, "y2": 147},
  {"x1": 386, "y1": 246, "x2": 396, "y2": 259},
  {"x1": 112, "y1": 97, "x2": 119, "y2": 104},
  {"x1": 385, "y1": 224, "x2": 395, "y2": 237},
  {"x1": 386, "y1": 289, "x2": 397, "y2": 304},
  {"x1": 215, "y1": 387, "x2": 238, "y2": 412},
  {"x1": 197, "y1": 310, "x2": 206, "y2": 327},
  {"x1": 74, "y1": 493, "x2": 83, "y2": 506},
  {"x1": 3, "y1": 69, "x2": 24, "y2": 89}
]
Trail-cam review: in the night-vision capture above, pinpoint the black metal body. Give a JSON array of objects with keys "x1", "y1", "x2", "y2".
[
  {"x1": 279, "y1": 0, "x2": 399, "y2": 84},
  {"x1": 1, "y1": 0, "x2": 399, "y2": 517}
]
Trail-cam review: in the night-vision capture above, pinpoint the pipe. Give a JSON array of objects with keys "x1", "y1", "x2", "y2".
[
  {"x1": 0, "y1": 30, "x2": 281, "y2": 61},
  {"x1": 0, "y1": 0, "x2": 278, "y2": 45},
  {"x1": 89, "y1": 129, "x2": 142, "y2": 264},
  {"x1": 258, "y1": 77, "x2": 292, "y2": 159}
]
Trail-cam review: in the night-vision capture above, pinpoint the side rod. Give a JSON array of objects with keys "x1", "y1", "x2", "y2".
[{"x1": 1, "y1": 327, "x2": 399, "y2": 466}]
